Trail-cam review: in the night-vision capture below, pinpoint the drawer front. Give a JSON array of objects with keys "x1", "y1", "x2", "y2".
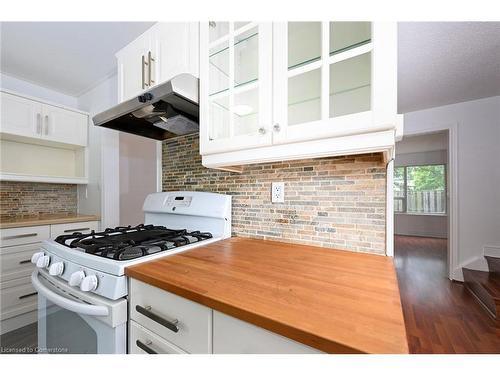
[
  {"x1": 213, "y1": 311, "x2": 323, "y2": 354},
  {"x1": 0, "y1": 243, "x2": 40, "y2": 282},
  {"x1": 129, "y1": 320, "x2": 186, "y2": 354},
  {"x1": 0, "y1": 281, "x2": 38, "y2": 320},
  {"x1": 50, "y1": 221, "x2": 99, "y2": 239},
  {"x1": 0, "y1": 225, "x2": 49, "y2": 247},
  {"x1": 129, "y1": 279, "x2": 212, "y2": 353}
]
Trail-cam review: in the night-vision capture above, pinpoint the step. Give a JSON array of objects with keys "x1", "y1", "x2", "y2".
[
  {"x1": 463, "y1": 268, "x2": 500, "y2": 321},
  {"x1": 485, "y1": 256, "x2": 500, "y2": 273}
]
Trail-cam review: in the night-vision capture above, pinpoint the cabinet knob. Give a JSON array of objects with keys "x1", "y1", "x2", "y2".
[
  {"x1": 273, "y1": 123, "x2": 281, "y2": 132},
  {"x1": 258, "y1": 127, "x2": 266, "y2": 135}
]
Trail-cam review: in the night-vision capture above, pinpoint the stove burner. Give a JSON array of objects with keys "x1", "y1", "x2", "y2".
[{"x1": 54, "y1": 225, "x2": 213, "y2": 261}]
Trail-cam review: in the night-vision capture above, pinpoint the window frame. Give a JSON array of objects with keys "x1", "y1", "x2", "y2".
[{"x1": 394, "y1": 164, "x2": 447, "y2": 216}]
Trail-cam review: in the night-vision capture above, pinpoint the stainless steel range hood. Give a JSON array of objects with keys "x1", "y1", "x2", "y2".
[{"x1": 93, "y1": 74, "x2": 199, "y2": 140}]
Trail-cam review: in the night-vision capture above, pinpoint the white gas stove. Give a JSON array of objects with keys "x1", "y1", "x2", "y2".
[{"x1": 30, "y1": 191, "x2": 231, "y2": 354}]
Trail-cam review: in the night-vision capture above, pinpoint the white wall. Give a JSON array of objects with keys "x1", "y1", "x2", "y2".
[
  {"x1": 1, "y1": 72, "x2": 78, "y2": 108},
  {"x1": 395, "y1": 132, "x2": 448, "y2": 238},
  {"x1": 77, "y1": 74, "x2": 119, "y2": 229},
  {"x1": 119, "y1": 133, "x2": 158, "y2": 226},
  {"x1": 403, "y1": 96, "x2": 500, "y2": 279}
]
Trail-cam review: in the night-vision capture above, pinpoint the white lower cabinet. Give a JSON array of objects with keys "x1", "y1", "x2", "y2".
[
  {"x1": 212, "y1": 311, "x2": 322, "y2": 354},
  {"x1": 129, "y1": 279, "x2": 212, "y2": 353},
  {"x1": 0, "y1": 221, "x2": 100, "y2": 334},
  {"x1": 129, "y1": 320, "x2": 186, "y2": 354},
  {"x1": 49, "y1": 221, "x2": 99, "y2": 239},
  {"x1": 128, "y1": 279, "x2": 323, "y2": 354}
]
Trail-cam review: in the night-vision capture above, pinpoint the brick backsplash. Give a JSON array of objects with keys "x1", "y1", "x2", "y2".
[
  {"x1": 0, "y1": 181, "x2": 77, "y2": 220},
  {"x1": 162, "y1": 134, "x2": 387, "y2": 255}
]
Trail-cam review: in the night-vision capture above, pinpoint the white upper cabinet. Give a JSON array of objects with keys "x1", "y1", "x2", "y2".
[
  {"x1": 199, "y1": 22, "x2": 273, "y2": 154},
  {"x1": 1, "y1": 92, "x2": 43, "y2": 139},
  {"x1": 117, "y1": 22, "x2": 199, "y2": 103},
  {"x1": 0, "y1": 90, "x2": 89, "y2": 184},
  {"x1": 0, "y1": 91, "x2": 88, "y2": 147},
  {"x1": 40, "y1": 104, "x2": 88, "y2": 146},
  {"x1": 200, "y1": 22, "x2": 401, "y2": 167}
]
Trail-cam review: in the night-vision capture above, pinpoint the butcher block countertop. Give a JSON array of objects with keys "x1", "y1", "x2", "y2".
[
  {"x1": 0, "y1": 213, "x2": 100, "y2": 229},
  {"x1": 125, "y1": 237, "x2": 408, "y2": 354}
]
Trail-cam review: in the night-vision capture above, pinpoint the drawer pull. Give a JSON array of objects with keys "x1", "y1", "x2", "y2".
[
  {"x1": 135, "y1": 305, "x2": 179, "y2": 333},
  {"x1": 63, "y1": 227, "x2": 90, "y2": 233},
  {"x1": 136, "y1": 339, "x2": 157, "y2": 354},
  {"x1": 19, "y1": 259, "x2": 32, "y2": 265},
  {"x1": 19, "y1": 292, "x2": 38, "y2": 300},
  {"x1": 2, "y1": 233, "x2": 38, "y2": 240}
]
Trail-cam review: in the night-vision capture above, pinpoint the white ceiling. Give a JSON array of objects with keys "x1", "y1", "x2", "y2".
[
  {"x1": 0, "y1": 22, "x2": 155, "y2": 96},
  {"x1": 398, "y1": 22, "x2": 500, "y2": 113},
  {"x1": 1, "y1": 22, "x2": 499, "y2": 110}
]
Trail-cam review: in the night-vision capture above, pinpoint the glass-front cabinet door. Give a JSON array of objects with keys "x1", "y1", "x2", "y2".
[
  {"x1": 272, "y1": 22, "x2": 395, "y2": 145},
  {"x1": 200, "y1": 22, "x2": 273, "y2": 154}
]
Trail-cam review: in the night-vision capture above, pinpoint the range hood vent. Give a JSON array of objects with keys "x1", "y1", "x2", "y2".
[{"x1": 93, "y1": 74, "x2": 199, "y2": 140}]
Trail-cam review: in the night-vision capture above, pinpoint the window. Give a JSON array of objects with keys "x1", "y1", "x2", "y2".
[{"x1": 394, "y1": 165, "x2": 446, "y2": 215}]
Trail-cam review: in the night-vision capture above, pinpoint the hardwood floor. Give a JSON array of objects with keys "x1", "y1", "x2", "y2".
[
  {"x1": 395, "y1": 235, "x2": 500, "y2": 353},
  {"x1": 0, "y1": 322, "x2": 37, "y2": 354}
]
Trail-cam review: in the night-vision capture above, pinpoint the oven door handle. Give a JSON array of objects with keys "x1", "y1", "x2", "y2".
[{"x1": 31, "y1": 271, "x2": 109, "y2": 317}]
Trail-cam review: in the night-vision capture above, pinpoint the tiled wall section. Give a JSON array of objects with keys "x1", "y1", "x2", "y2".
[
  {"x1": 0, "y1": 182, "x2": 77, "y2": 220},
  {"x1": 162, "y1": 134, "x2": 387, "y2": 254}
]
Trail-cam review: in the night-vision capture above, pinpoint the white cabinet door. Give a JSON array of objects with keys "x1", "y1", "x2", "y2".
[
  {"x1": 273, "y1": 22, "x2": 378, "y2": 145},
  {"x1": 117, "y1": 34, "x2": 150, "y2": 102},
  {"x1": 0, "y1": 91, "x2": 43, "y2": 139},
  {"x1": 155, "y1": 22, "x2": 199, "y2": 83},
  {"x1": 41, "y1": 104, "x2": 88, "y2": 146},
  {"x1": 213, "y1": 311, "x2": 323, "y2": 354},
  {"x1": 199, "y1": 22, "x2": 273, "y2": 155}
]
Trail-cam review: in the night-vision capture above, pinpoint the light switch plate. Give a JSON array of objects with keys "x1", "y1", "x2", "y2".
[{"x1": 271, "y1": 182, "x2": 285, "y2": 203}]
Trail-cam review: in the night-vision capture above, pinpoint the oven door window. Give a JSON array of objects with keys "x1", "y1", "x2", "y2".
[
  {"x1": 44, "y1": 306, "x2": 98, "y2": 354},
  {"x1": 36, "y1": 275, "x2": 125, "y2": 354}
]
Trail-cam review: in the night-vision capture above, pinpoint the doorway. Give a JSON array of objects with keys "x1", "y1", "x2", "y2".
[{"x1": 393, "y1": 131, "x2": 450, "y2": 278}]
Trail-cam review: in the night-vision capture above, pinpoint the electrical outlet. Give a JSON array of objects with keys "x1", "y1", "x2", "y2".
[{"x1": 271, "y1": 182, "x2": 285, "y2": 203}]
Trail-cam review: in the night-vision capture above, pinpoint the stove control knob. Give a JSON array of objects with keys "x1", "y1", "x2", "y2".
[
  {"x1": 31, "y1": 251, "x2": 44, "y2": 264},
  {"x1": 80, "y1": 275, "x2": 98, "y2": 292},
  {"x1": 49, "y1": 262, "x2": 64, "y2": 276},
  {"x1": 69, "y1": 270, "x2": 85, "y2": 287},
  {"x1": 36, "y1": 255, "x2": 50, "y2": 269}
]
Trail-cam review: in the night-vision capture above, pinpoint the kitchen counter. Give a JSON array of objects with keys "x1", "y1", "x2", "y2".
[
  {"x1": 125, "y1": 237, "x2": 408, "y2": 354},
  {"x1": 0, "y1": 213, "x2": 100, "y2": 229}
]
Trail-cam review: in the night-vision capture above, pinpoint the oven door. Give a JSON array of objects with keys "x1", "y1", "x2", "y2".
[{"x1": 31, "y1": 270, "x2": 127, "y2": 354}]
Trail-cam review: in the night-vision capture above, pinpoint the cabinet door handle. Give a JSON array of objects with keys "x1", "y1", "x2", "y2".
[
  {"x1": 135, "y1": 305, "x2": 179, "y2": 333},
  {"x1": 141, "y1": 55, "x2": 148, "y2": 90},
  {"x1": 19, "y1": 259, "x2": 32, "y2": 265},
  {"x1": 36, "y1": 113, "x2": 42, "y2": 134},
  {"x1": 44, "y1": 115, "x2": 49, "y2": 135},
  {"x1": 19, "y1": 292, "x2": 38, "y2": 300},
  {"x1": 63, "y1": 227, "x2": 90, "y2": 233},
  {"x1": 2, "y1": 233, "x2": 38, "y2": 240},
  {"x1": 148, "y1": 51, "x2": 155, "y2": 86},
  {"x1": 135, "y1": 340, "x2": 157, "y2": 354}
]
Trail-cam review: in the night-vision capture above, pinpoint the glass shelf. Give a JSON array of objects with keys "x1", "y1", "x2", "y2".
[
  {"x1": 288, "y1": 68, "x2": 321, "y2": 126},
  {"x1": 209, "y1": 41, "x2": 229, "y2": 96},
  {"x1": 329, "y1": 52, "x2": 371, "y2": 118},
  {"x1": 288, "y1": 22, "x2": 321, "y2": 70},
  {"x1": 329, "y1": 22, "x2": 371, "y2": 56}
]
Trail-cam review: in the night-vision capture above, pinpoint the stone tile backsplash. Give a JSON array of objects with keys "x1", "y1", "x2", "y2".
[
  {"x1": 0, "y1": 181, "x2": 77, "y2": 220},
  {"x1": 163, "y1": 134, "x2": 387, "y2": 255}
]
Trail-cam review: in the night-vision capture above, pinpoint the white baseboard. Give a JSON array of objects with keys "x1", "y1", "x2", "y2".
[
  {"x1": 484, "y1": 245, "x2": 500, "y2": 257},
  {"x1": 452, "y1": 244, "x2": 500, "y2": 281}
]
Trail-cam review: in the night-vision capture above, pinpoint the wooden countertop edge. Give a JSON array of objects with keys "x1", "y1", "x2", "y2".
[
  {"x1": 125, "y1": 268, "x2": 406, "y2": 354},
  {"x1": 0, "y1": 215, "x2": 101, "y2": 229}
]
